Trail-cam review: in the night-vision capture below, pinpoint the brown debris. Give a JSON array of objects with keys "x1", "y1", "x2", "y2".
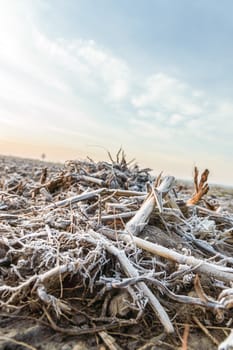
[
  {"x1": 181, "y1": 324, "x2": 190, "y2": 350},
  {"x1": 39, "y1": 167, "x2": 48, "y2": 184},
  {"x1": 187, "y1": 166, "x2": 209, "y2": 205}
]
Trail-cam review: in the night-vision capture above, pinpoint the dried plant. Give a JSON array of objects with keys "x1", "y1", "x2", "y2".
[{"x1": 187, "y1": 166, "x2": 209, "y2": 205}]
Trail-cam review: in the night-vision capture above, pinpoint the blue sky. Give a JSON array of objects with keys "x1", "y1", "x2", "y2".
[{"x1": 0, "y1": 0, "x2": 233, "y2": 184}]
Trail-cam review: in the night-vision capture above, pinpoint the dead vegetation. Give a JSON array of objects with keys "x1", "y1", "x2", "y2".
[{"x1": 0, "y1": 151, "x2": 233, "y2": 350}]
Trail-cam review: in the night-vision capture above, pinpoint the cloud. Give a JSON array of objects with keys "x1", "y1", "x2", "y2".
[
  {"x1": 0, "y1": 1, "x2": 131, "y2": 151},
  {"x1": 34, "y1": 35, "x2": 131, "y2": 102},
  {"x1": 169, "y1": 113, "x2": 184, "y2": 125},
  {"x1": 129, "y1": 71, "x2": 233, "y2": 156},
  {"x1": 131, "y1": 73, "x2": 205, "y2": 124},
  {"x1": 0, "y1": 1, "x2": 233, "y2": 184}
]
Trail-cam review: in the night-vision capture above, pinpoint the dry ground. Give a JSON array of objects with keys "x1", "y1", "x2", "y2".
[{"x1": 0, "y1": 155, "x2": 232, "y2": 350}]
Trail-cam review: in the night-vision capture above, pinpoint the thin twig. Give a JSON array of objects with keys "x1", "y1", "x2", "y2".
[{"x1": 0, "y1": 336, "x2": 37, "y2": 350}]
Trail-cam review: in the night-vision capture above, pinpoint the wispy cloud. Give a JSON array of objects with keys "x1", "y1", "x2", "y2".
[
  {"x1": 132, "y1": 73, "x2": 204, "y2": 115},
  {"x1": 130, "y1": 72, "x2": 233, "y2": 154}
]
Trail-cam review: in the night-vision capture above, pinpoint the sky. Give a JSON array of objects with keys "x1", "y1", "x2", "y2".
[{"x1": 0, "y1": 0, "x2": 233, "y2": 185}]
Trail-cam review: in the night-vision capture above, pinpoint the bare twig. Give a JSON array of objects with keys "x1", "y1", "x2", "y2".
[
  {"x1": 0, "y1": 336, "x2": 37, "y2": 350},
  {"x1": 192, "y1": 316, "x2": 219, "y2": 346}
]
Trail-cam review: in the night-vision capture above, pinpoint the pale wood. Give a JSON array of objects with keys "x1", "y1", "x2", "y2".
[
  {"x1": 118, "y1": 234, "x2": 233, "y2": 283},
  {"x1": 125, "y1": 176, "x2": 175, "y2": 236},
  {"x1": 43, "y1": 188, "x2": 146, "y2": 211},
  {"x1": 88, "y1": 230, "x2": 174, "y2": 333},
  {"x1": 99, "y1": 331, "x2": 123, "y2": 350},
  {"x1": 43, "y1": 188, "x2": 106, "y2": 210}
]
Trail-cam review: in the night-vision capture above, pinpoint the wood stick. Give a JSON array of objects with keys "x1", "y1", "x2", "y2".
[
  {"x1": 42, "y1": 188, "x2": 146, "y2": 211},
  {"x1": 42, "y1": 188, "x2": 106, "y2": 210},
  {"x1": 99, "y1": 331, "x2": 123, "y2": 350},
  {"x1": 125, "y1": 193, "x2": 155, "y2": 236},
  {"x1": 116, "y1": 234, "x2": 233, "y2": 283},
  {"x1": 125, "y1": 176, "x2": 175, "y2": 236},
  {"x1": 97, "y1": 211, "x2": 137, "y2": 222},
  {"x1": 74, "y1": 174, "x2": 105, "y2": 187},
  {"x1": 0, "y1": 213, "x2": 18, "y2": 220},
  {"x1": 88, "y1": 230, "x2": 174, "y2": 333}
]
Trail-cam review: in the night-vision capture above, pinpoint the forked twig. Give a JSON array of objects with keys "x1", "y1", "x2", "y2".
[{"x1": 187, "y1": 167, "x2": 209, "y2": 205}]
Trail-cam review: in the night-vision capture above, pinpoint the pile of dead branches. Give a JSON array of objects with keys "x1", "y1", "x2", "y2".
[{"x1": 0, "y1": 151, "x2": 233, "y2": 350}]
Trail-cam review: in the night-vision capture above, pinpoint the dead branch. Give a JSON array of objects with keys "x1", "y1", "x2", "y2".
[
  {"x1": 125, "y1": 176, "x2": 175, "y2": 236},
  {"x1": 111, "y1": 233, "x2": 233, "y2": 283},
  {"x1": 88, "y1": 230, "x2": 174, "y2": 333},
  {"x1": 187, "y1": 167, "x2": 209, "y2": 205}
]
